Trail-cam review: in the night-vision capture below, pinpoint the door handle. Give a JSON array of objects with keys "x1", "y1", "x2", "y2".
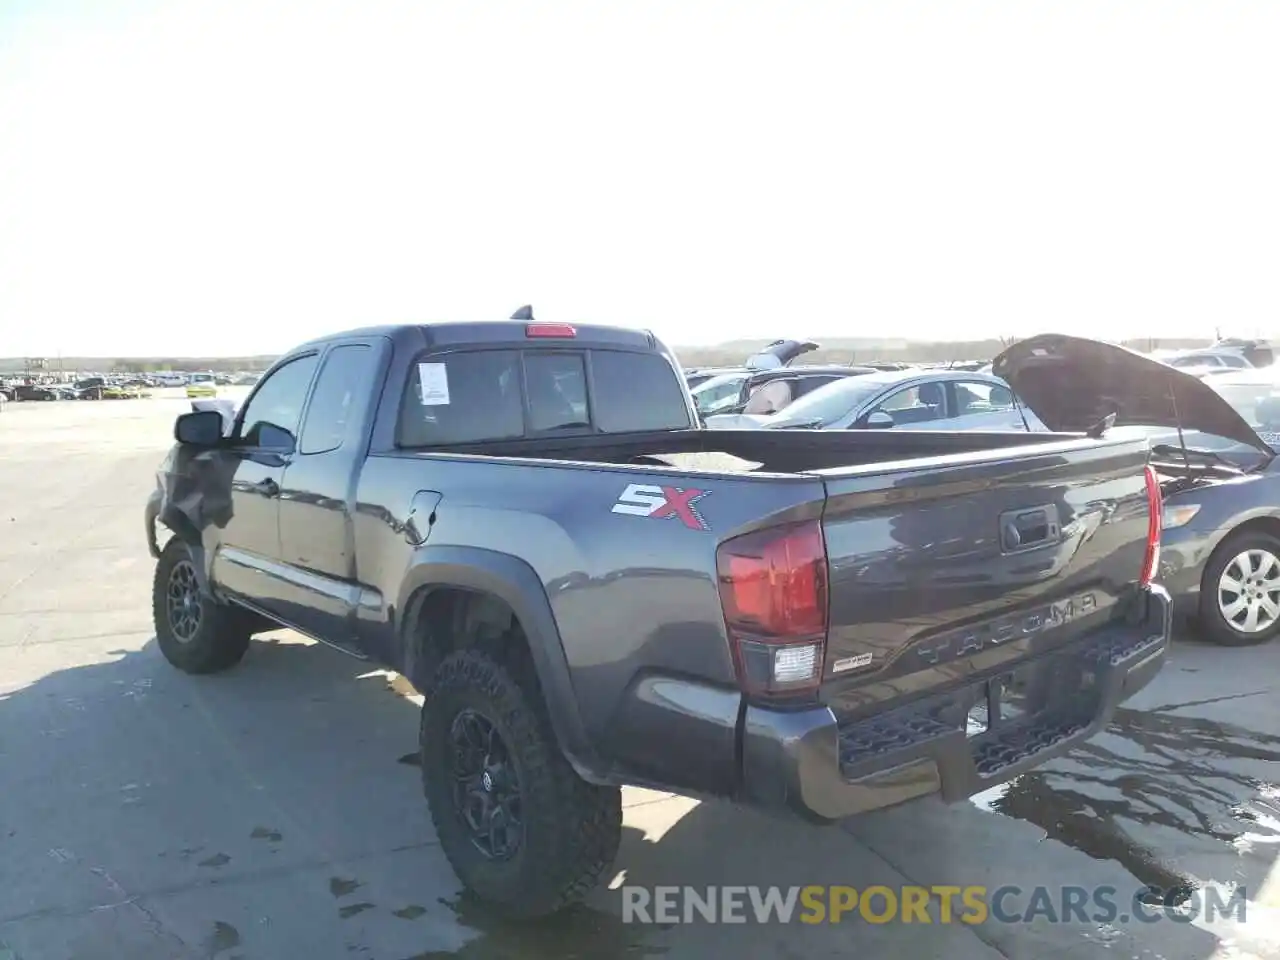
[
  {"x1": 252, "y1": 478, "x2": 280, "y2": 498},
  {"x1": 999, "y1": 504, "x2": 1060, "y2": 552}
]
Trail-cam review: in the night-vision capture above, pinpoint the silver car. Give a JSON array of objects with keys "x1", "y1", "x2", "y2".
[{"x1": 703, "y1": 369, "x2": 1046, "y2": 432}]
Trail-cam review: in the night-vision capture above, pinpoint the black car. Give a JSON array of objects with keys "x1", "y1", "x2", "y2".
[
  {"x1": 12, "y1": 384, "x2": 61, "y2": 401},
  {"x1": 996, "y1": 334, "x2": 1280, "y2": 646},
  {"x1": 690, "y1": 364, "x2": 879, "y2": 419}
]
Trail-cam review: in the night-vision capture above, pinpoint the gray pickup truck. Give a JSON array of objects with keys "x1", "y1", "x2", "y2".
[{"x1": 145, "y1": 317, "x2": 1171, "y2": 917}]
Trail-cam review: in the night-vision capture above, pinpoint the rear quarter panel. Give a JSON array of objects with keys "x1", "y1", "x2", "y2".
[{"x1": 352, "y1": 453, "x2": 825, "y2": 742}]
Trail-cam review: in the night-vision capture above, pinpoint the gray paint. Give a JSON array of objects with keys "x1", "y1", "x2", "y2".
[{"x1": 146, "y1": 320, "x2": 1171, "y2": 820}]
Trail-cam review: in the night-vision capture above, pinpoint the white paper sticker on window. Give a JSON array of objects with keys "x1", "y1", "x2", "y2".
[{"x1": 418, "y1": 363, "x2": 450, "y2": 405}]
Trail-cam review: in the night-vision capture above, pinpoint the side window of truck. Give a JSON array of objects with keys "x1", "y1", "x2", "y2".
[
  {"x1": 298, "y1": 344, "x2": 378, "y2": 455},
  {"x1": 399, "y1": 350, "x2": 525, "y2": 446},
  {"x1": 237, "y1": 354, "x2": 320, "y2": 447}
]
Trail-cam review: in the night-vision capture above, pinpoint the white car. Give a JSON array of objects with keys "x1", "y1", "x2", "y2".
[{"x1": 704, "y1": 369, "x2": 1047, "y2": 432}]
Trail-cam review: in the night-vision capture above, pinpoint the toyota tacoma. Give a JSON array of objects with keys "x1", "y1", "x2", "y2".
[{"x1": 145, "y1": 314, "x2": 1170, "y2": 917}]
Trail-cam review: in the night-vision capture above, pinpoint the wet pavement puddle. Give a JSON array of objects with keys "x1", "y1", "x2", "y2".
[
  {"x1": 976, "y1": 703, "x2": 1280, "y2": 902},
  {"x1": 397, "y1": 894, "x2": 666, "y2": 960}
]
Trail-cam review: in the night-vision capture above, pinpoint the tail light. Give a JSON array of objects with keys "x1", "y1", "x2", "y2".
[
  {"x1": 1140, "y1": 464, "x2": 1163, "y2": 586},
  {"x1": 525, "y1": 323, "x2": 577, "y2": 338},
  {"x1": 716, "y1": 520, "x2": 828, "y2": 698}
]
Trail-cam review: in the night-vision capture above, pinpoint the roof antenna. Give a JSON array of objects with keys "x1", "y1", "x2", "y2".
[{"x1": 511, "y1": 305, "x2": 534, "y2": 321}]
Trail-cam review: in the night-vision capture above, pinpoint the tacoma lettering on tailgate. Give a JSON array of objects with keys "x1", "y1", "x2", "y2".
[{"x1": 912, "y1": 591, "x2": 1099, "y2": 667}]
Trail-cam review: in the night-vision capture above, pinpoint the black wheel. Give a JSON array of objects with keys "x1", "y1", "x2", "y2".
[
  {"x1": 152, "y1": 538, "x2": 253, "y2": 672},
  {"x1": 1198, "y1": 530, "x2": 1280, "y2": 646},
  {"x1": 420, "y1": 649, "x2": 622, "y2": 919}
]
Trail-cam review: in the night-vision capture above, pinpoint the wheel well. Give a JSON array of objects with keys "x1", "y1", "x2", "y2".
[
  {"x1": 1222, "y1": 516, "x2": 1280, "y2": 544},
  {"x1": 159, "y1": 511, "x2": 201, "y2": 548},
  {"x1": 1200, "y1": 516, "x2": 1280, "y2": 587},
  {"x1": 401, "y1": 586, "x2": 533, "y2": 692}
]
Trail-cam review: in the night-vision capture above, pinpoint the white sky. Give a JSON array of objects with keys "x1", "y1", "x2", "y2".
[{"x1": 2, "y1": 0, "x2": 1279, "y2": 357}]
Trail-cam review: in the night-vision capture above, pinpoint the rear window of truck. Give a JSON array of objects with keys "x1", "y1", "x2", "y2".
[{"x1": 397, "y1": 348, "x2": 692, "y2": 446}]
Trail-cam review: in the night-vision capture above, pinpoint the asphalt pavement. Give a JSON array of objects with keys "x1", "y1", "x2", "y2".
[{"x1": 0, "y1": 392, "x2": 1277, "y2": 959}]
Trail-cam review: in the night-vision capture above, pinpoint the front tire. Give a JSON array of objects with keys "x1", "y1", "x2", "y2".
[
  {"x1": 152, "y1": 538, "x2": 253, "y2": 672},
  {"x1": 1198, "y1": 530, "x2": 1280, "y2": 646},
  {"x1": 420, "y1": 649, "x2": 622, "y2": 919}
]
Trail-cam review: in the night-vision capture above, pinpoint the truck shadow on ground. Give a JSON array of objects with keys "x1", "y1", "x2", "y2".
[{"x1": 0, "y1": 633, "x2": 1272, "y2": 960}]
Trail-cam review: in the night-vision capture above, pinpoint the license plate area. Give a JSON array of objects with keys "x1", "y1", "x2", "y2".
[{"x1": 966, "y1": 657, "x2": 1099, "y2": 737}]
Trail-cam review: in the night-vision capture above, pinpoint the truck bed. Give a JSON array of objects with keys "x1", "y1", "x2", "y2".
[{"x1": 411, "y1": 425, "x2": 1092, "y2": 475}]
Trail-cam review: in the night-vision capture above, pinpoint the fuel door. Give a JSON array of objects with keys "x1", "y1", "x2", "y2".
[{"x1": 404, "y1": 491, "x2": 443, "y2": 546}]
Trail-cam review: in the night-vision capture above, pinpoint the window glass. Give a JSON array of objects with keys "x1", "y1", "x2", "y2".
[
  {"x1": 691, "y1": 373, "x2": 749, "y2": 415},
  {"x1": 953, "y1": 380, "x2": 1015, "y2": 414},
  {"x1": 879, "y1": 387, "x2": 920, "y2": 411},
  {"x1": 238, "y1": 354, "x2": 319, "y2": 446},
  {"x1": 398, "y1": 350, "x2": 524, "y2": 446},
  {"x1": 1170, "y1": 354, "x2": 1218, "y2": 368},
  {"x1": 525, "y1": 353, "x2": 590, "y2": 431},
  {"x1": 299, "y1": 344, "x2": 377, "y2": 454},
  {"x1": 773, "y1": 377, "x2": 887, "y2": 426},
  {"x1": 590, "y1": 351, "x2": 692, "y2": 432},
  {"x1": 873, "y1": 383, "x2": 945, "y2": 425},
  {"x1": 793, "y1": 375, "x2": 841, "y2": 397}
]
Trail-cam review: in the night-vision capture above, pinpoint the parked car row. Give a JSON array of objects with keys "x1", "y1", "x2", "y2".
[
  {"x1": 0, "y1": 377, "x2": 150, "y2": 401},
  {"x1": 0, "y1": 370, "x2": 262, "y2": 403}
]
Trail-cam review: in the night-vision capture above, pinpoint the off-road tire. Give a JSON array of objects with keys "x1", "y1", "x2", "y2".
[
  {"x1": 152, "y1": 537, "x2": 253, "y2": 673},
  {"x1": 1198, "y1": 529, "x2": 1280, "y2": 647},
  {"x1": 420, "y1": 649, "x2": 623, "y2": 919}
]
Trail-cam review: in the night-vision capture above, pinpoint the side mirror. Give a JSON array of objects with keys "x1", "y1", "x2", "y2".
[
  {"x1": 861, "y1": 410, "x2": 895, "y2": 429},
  {"x1": 174, "y1": 410, "x2": 225, "y2": 447}
]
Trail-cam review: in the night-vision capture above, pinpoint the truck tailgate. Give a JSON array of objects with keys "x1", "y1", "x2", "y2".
[{"x1": 816, "y1": 435, "x2": 1157, "y2": 724}]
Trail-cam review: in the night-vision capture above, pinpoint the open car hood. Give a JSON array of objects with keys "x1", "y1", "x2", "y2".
[
  {"x1": 744, "y1": 339, "x2": 819, "y2": 370},
  {"x1": 992, "y1": 333, "x2": 1274, "y2": 454}
]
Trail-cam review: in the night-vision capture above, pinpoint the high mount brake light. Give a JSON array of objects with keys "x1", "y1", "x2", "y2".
[
  {"x1": 716, "y1": 520, "x2": 828, "y2": 698},
  {"x1": 525, "y1": 323, "x2": 577, "y2": 338},
  {"x1": 1140, "y1": 464, "x2": 1162, "y2": 587}
]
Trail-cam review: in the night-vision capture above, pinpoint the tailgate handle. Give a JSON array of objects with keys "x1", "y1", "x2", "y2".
[{"x1": 1000, "y1": 505, "x2": 1059, "y2": 552}]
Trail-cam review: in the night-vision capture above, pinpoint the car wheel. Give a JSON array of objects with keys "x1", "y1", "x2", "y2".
[
  {"x1": 1198, "y1": 531, "x2": 1280, "y2": 646},
  {"x1": 152, "y1": 538, "x2": 253, "y2": 672},
  {"x1": 419, "y1": 649, "x2": 622, "y2": 919}
]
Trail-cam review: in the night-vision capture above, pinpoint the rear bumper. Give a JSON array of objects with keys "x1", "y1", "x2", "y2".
[{"x1": 738, "y1": 585, "x2": 1171, "y2": 822}]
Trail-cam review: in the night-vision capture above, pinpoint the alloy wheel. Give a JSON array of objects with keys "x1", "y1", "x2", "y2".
[
  {"x1": 1217, "y1": 549, "x2": 1280, "y2": 634},
  {"x1": 448, "y1": 709, "x2": 524, "y2": 860},
  {"x1": 166, "y1": 559, "x2": 203, "y2": 643}
]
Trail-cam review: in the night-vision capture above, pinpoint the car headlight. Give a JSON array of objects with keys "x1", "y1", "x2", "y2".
[{"x1": 1163, "y1": 504, "x2": 1202, "y2": 529}]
